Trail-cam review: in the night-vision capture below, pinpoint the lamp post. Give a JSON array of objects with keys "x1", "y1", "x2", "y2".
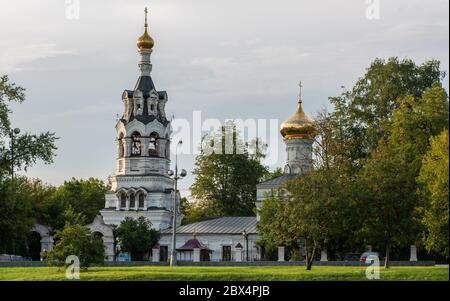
[
  {"x1": 10, "y1": 128, "x2": 20, "y2": 185},
  {"x1": 9, "y1": 127, "x2": 20, "y2": 256},
  {"x1": 168, "y1": 140, "x2": 186, "y2": 267},
  {"x1": 242, "y1": 230, "x2": 249, "y2": 262}
]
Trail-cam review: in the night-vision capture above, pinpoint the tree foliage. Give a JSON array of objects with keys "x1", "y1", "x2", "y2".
[
  {"x1": 329, "y1": 57, "x2": 445, "y2": 168},
  {"x1": 46, "y1": 223, "x2": 105, "y2": 267},
  {"x1": 116, "y1": 216, "x2": 160, "y2": 261},
  {"x1": 417, "y1": 129, "x2": 449, "y2": 258},
  {"x1": 190, "y1": 122, "x2": 268, "y2": 218},
  {"x1": 37, "y1": 178, "x2": 108, "y2": 230}
]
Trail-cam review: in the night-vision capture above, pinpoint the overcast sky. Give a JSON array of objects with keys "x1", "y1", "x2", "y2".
[{"x1": 0, "y1": 0, "x2": 448, "y2": 193}]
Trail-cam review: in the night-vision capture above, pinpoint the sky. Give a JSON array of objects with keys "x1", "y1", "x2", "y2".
[{"x1": 0, "y1": 0, "x2": 448, "y2": 194}]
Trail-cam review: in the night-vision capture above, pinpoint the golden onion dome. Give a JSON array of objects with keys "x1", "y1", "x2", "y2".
[
  {"x1": 136, "y1": 8, "x2": 154, "y2": 50},
  {"x1": 280, "y1": 87, "x2": 317, "y2": 140}
]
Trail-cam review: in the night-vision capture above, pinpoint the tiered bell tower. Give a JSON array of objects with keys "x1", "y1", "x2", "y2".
[{"x1": 101, "y1": 9, "x2": 180, "y2": 230}]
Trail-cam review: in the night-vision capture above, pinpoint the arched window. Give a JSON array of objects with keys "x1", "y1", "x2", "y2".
[
  {"x1": 131, "y1": 132, "x2": 142, "y2": 156},
  {"x1": 129, "y1": 193, "x2": 136, "y2": 209},
  {"x1": 120, "y1": 193, "x2": 126, "y2": 208},
  {"x1": 118, "y1": 133, "x2": 124, "y2": 158},
  {"x1": 139, "y1": 194, "x2": 145, "y2": 209},
  {"x1": 148, "y1": 132, "x2": 159, "y2": 157}
]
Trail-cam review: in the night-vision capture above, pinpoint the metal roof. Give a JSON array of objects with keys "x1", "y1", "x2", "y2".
[
  {"x1": 256, "y1": 174, "x2": 298, "y2": 187},
  {"x1": 162, "y1": 217, "x2": 258, "y2": 235}
]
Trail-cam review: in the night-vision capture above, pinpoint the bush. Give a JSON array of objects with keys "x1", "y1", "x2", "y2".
[{"x1": 46, "y1": 224, "x2": 104, "y2": 267}]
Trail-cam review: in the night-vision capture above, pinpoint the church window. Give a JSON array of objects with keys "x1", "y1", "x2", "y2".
[
  {"x1": 131, "y1": 132, "x2": 142, "y2": 156},
  {"x1": 120, "y1": 193, "x2": 126, "y2": 208},
  {"x1": 130, "y1": 193, "x2": 136, "y2": 209},
  {"x1": 150, "y1": 104, "x2": 155, "y2": 111},
  {"x1": 149, "y1": 132, "x2": 159, "y2": 156},
  {"x1": 139, "y1": 194, "x2": 145, "y2": 208}
]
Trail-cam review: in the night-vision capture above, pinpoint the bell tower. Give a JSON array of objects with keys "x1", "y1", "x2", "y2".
[{"x1": 101, "y1": 8, "x2": 179, "y2": 230}]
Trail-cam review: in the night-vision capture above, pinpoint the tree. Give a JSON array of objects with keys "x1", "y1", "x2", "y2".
[
  {"x1": 329, "y1": 57, "x2": 445, "y2": 168},
  {"x1": 46, "y1": 223, "x2": 105, "y2": 267},
  {"x1": 0, "y1": 75, "x2": 58, "y2": 253},
  {"x1": 39, "y1": 178, "x2": 107, "y2": 230},
  {"x1": 0, "y1": 176, "x2": 35, "y2": 254},
  {"x1": 191, "y1": 122, "x2": 268, "y2": 217},
  {"x1": 417, "y1": 130, "x2": 449, "y2": 258},
  {"x1": 357, "y1": 85, "x2": 449, "y2": 268},
  {"x1": 180, "y1": 197, "x2": 217, "y2": 225},
  {"x1": 116, "y1": 216, "x2": 160, "y2": 261}
]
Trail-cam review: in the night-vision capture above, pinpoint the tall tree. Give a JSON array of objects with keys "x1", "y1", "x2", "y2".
[
  {"x1": 357, "y1": 84, "x2": 449, "y2": 268},
  {"x1": 190, "y1": 122, "x2": 268, "y2": 217},
  {"x1": 329, "y1": 57, "x2": 445, "y2": 168},
  {"x1": 0, "y1": 75, "x2": 58, "y2": 254},
  {"x1": 417, "y1": 129, "x2": 449, "y2": 258}
]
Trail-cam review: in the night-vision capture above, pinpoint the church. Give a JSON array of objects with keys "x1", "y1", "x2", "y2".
[{"x1": 94, "y1": 10, "x2": 318, "y2": 262}]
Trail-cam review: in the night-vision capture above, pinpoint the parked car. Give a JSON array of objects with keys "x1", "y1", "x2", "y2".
[{"x1": 360, "y1": 252, "x2": 380, "y2": 263}]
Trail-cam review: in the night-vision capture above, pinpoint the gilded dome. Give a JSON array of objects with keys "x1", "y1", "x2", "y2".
[
  {"x1": 137, "y1": 27, "x2": 154, "y2": 50},
  {"x1": 280, "y1": 100, "x2": 317, "y2": 140},
  {"x1": 137, "y1": 8, "x2": 154, "y2": 50}
]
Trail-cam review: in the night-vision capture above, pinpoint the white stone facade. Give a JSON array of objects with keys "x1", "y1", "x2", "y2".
[{"x1": 284, "y1": 138, "x2": 314, "y2": 175}]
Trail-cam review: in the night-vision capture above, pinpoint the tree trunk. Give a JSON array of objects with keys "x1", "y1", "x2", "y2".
[
  {"x1": 384, "y1": 244, "x2": 390, "y2": 269},
  {"x1": 306, "y1": 247, "x2": 316, "y2": 270}
]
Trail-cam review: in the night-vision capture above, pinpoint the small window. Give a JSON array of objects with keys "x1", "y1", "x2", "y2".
[
  {"x1": 222, "y1": 246, "x2": 231, "y2": 261},
  {"x1": 120, "y1": 193, "x2": 126, "y2": 208},
  {"x1": 139, "y1": 194, "x2": 145, "y2": 208},
  {"x1": 129, "y1": 193, "x2": 136, "y2": 209},
  {"x1": 149, "y1": 132, "x2": 159, "y2": 156},
  {"x1": 131, "y1": 132, "x2": 142, "y2": 156}
]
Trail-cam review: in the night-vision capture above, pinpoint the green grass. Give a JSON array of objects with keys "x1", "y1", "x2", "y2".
[{"x1": 0, "y1": 266, "x2": 447, "y2": 281}]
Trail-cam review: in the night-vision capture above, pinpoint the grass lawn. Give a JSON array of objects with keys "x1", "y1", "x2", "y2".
[{"x1": 0, "y1": 265, "x2": 448, "y2": 281}]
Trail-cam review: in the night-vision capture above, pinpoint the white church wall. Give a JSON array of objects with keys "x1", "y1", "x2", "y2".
[{"x1": 158, "y1": 233, "x2": 260, "y2": 262}]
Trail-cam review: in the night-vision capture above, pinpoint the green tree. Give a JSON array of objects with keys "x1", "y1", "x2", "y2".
[
  {"x1": 191, "y1": 122, "x2": 268, "y2": 217},
  {"x1": 329, "y1": 57, "x2": 445, "y2": 168},
  {"x1": 417, "y1": 129, "x2": 449, "y2": 258},
  {"x1": 0, "y1": 176, "x2": 35, "y2": 254},
  {"x1": 357, "y1": 85, "x2": 449, "y2": 268},
  {"x1": 116, "y1": 216, "x2": 160, "y2": 261},
  {"x1": 46, "y1": 223, "x2": 105, "y2": 267},
  {"x1": 40, "y1": 178, "x2": 107, "y2": 230},
  {"x1": 0, "y1": 75, "x2": 58, "y2": 253}
]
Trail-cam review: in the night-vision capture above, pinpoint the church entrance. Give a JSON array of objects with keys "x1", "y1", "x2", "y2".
[
  {"x1": 160, "y1": 246, "x2": 168, "y2": 262},
  {"x1": 26, "y1": 231, "x2": 42, "y2": 261}
]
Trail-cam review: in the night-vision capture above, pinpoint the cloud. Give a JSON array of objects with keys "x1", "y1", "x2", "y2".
[{"x1": 0, "y1": 43, "x2": 75, "y2": 72}]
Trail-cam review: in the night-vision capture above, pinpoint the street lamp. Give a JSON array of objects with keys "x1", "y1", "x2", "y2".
[
  {"x1": 168, "y1": 140, "x2": 187, "y2": 266},
  {"x1": 9, "y1": 127, "x2": 20, "y2": 256},
  {"x1": 10, "y1": 127, "x2": 20, "y2": 184},
  {"x1": 242, "y1": 230, "x2": 249, "y2": 262}
]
